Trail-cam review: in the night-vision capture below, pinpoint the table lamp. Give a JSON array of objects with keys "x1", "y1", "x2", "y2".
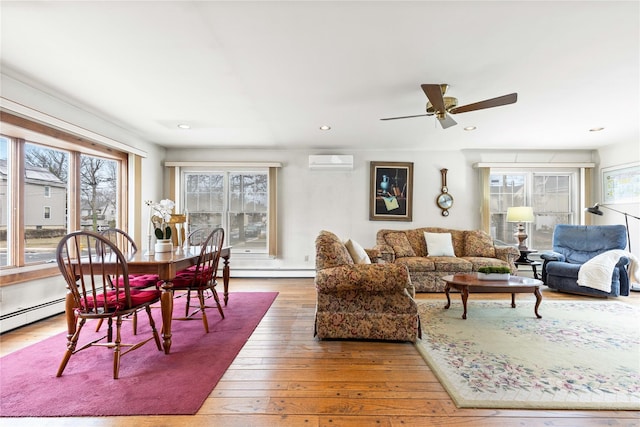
[{"x1": 507, "y1": 206, "x2": 535, "y2": 250}]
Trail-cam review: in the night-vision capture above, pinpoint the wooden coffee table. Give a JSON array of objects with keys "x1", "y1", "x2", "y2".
[{"x1": 442, "y1": 273, "x2": 543, "y2": 319}]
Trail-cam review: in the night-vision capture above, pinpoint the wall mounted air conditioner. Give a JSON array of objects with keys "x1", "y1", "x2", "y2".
[{"x1": 308, "y1": 155, "x2": 354, "y2": 170}]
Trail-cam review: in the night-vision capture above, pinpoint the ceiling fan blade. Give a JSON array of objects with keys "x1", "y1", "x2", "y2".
[
  {"x1": 438, "y1": 114, "x2": 457, "y2": 129},
  {"x1": 380, "y1": 114, "x2": 429, "y2": 121},
  {"x1": 421, "y1": 84, "x2": 446, "y2": 113},
  {"x1": 449, "y1": 93, "x2": 517, "y2": 114}
]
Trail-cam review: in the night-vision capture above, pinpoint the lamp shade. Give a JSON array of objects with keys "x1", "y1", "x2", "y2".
[{"x1": 506, "y1": 206, "x2": 534, "y2": 223}]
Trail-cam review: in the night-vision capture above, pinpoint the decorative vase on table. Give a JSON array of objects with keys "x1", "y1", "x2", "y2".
[
  {"x1": 146, "y1": 199, "x2": 176, "y2": 255},
  {"x1": 154, "y1": 239, "x2": 173, "y2": 253}
]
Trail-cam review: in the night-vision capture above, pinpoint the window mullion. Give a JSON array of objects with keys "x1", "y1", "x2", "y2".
[
  {"x1": 12, "y1": 139, "x2": 25, "y2": 267},
  {"x1": 68, "y1": 152, "x2": 82, "y2": 232}
]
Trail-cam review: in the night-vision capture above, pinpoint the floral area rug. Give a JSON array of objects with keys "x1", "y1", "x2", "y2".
[{"x1": 415, "y1": 299, "x2": 640, "y2": 409}]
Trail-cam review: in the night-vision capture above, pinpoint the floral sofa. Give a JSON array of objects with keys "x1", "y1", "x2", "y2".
[
  {"x1": 314, "y1": 230, "x2": 421, "y2": 342},
  {"x1": 375, "y1": 227, "x2": 520, "y2": 292}
]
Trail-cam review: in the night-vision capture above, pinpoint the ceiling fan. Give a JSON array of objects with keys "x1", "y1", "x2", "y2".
[{"x1": 380, "y1": 84, "x2": 517, "y2": 129}]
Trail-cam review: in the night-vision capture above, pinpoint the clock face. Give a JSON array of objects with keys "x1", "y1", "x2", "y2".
[{"x1": 437, "y1": 193, "x2": 453, "y2": 209}]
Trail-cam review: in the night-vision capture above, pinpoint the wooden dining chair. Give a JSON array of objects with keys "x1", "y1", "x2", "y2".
[
  {"x1": 95, "y1": 228, "x2": 160, "y2": 334},
  {"x1": 56, "y1": 230, "x2": 163, "y2": 379},
  {"x1": 171, "y1": 227, "x2": 225, "y2": 332}
]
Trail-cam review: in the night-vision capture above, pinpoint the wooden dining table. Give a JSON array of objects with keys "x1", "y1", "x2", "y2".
[{"x1": 65, "y1": 246, "x2": 231, "y2": 354}]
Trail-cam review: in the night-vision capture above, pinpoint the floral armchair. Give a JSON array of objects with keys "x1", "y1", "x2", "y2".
[{"x1": 314, "y1": 230, "x2": 421, "y2": 342}]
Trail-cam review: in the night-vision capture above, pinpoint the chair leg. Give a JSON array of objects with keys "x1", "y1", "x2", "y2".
[
  {"x1": 132, "y1": 311, "x2": 138, "y2": 335},
  {"x1": 198, "y1": 290, "x2": 209, "y2": 333},
  {"x1": 56, "y1": 318, "x2": 86, "y2": 377},
  {"x1": 97, "y1": 313, "x2": 137, "y2": 335},
  {"x1": 113, "y1": 317, "x2": 123, "y2": 379},
  {"x1": 185, "y1": 289, "x2": 192, "y2": 316},
  {"x1": 211, "y1": 288, "x2": 225, "y2": 319},
  {"x1": 145, "y1": 305, "x2": 163, "y2": 351}
]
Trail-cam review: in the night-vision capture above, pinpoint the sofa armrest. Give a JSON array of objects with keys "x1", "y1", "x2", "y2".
[
  {"x1": 540, "y1": 251, "x2": 565, "y2": 262},
  {"x1": 494, "y1": 245, "x2": 520, "y2": 273},
  {"x1": 315, "y1": 263, "x2": 410, "y2": 293},
  {"x1": 373, "y1": 244, "x2": 395, "y2": 263},
  {"x1": 364, "y1": 247, "x2": 381, "y2": 263}
]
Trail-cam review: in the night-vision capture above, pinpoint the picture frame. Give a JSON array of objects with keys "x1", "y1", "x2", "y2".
[
  {"x1": 369, "y1": 161, "x2": 413, "y2": 221},
  {"x1": 601, "y1": 161, "x2": 640, "y2": 205}
]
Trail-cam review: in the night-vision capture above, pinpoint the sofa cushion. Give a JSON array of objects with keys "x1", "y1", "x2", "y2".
[
  {"x1": 385, "y1": 232, "x2": 416, "y2": 257},
  {"x1": 464, "y1": 230, "x2": 497, "y2": 258},
  {"x1": 431, "y1": 256, "x2": 473, "y2": 272},
  {"x1": 394, "y1": 257, "x2": 435, "y2": 272},
  {"x1": 344, "y1": 239, "x2": 371, "y2": 264},
  {"x1": 424, "y1": 232, "x2": 455, "y2": 256},
  {"x1": 462, "y1": 257, "x2": 509, "y2": 271}
]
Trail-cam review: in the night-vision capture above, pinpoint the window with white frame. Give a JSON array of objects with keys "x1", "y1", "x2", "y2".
[
  {"x1": 182, "y1": 168, "x2": 274, "y2": 256},
  {"x1": 489, "y1": 168, "x2": 579, "y2": 251},
  {"x1": 44, "y1": 185, "x2": 50, "y2": 197},
  {"x1": 43, "y1": 206, "x2": 51, "y2": 219}
]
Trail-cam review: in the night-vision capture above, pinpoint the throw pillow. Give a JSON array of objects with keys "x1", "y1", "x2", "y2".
[
  {"x1": 424, "y1": 232, "x2": 455, "y2": 257},
  {"x1": 464, "y1": 230, "x2": 497, "y2": 257},
  {"x1": 344, "y1": 239, "x2": 371, "y2": 264},
  {"x1": 385, "y1": 232, "x2": 416, "y2": 257}
]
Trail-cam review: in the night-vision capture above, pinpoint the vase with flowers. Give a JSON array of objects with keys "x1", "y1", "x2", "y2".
[{"x1": 146, "y1": 199, "x2": 175, "y2": 253}]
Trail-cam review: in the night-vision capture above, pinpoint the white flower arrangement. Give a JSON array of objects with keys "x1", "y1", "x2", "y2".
[{"x1": 146, "y1": 199, "x2": 175, "y2": 240}]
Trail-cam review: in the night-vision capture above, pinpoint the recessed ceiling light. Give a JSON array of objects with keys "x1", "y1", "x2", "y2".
[
  {"x1": 177, "y1": 123, "x2": 191, "y2": 129},
  {"x1": 589, "y1": 127, "x2": 604, "y2": 132},
  {"x1": 464, "y1": 126, "x2": 476, "y2": 131},
  {"x1": 319, "y1": 125, "x2": 331, "y2": 131}
]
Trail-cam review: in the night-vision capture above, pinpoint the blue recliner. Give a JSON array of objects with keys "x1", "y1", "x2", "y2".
[{"x1": 540, "y1": 224, "x2": 630, "y2": 297}]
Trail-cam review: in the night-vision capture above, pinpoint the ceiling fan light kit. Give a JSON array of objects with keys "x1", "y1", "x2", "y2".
[{"x1": 381, "y1": 83, "x2": 517, "y2": 129}]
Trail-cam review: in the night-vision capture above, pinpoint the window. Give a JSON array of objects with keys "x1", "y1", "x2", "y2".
[
  {"x1": 183, "y1": 170, "x2": 270, "y2": 254},
  {"x1": 1, "y1": 113, "x2": 127, "y2": 273},
  {"x1": 488, "y1": 169, "x2": 579, "y2": 251},
  {"x1": 169, "y1": 162, "x2": 279, "y2": 257}
]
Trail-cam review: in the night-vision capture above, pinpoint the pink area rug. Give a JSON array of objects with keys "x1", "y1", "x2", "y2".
[{"x1": 0, "y1": 291, "x2": 278, "y2": 417}]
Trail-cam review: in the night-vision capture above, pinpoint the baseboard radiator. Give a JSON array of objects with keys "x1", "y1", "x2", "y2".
[{"x1": 0, "y1": 298, "x2": 65, "y2": 334}]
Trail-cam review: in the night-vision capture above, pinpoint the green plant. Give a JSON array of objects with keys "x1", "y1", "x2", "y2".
[
  {"x1": 146, "y1": 199, "x2": 175, "y2": 240},
  {"x1": 478, "y1": 266, "x2": 511, "y2": 274}
]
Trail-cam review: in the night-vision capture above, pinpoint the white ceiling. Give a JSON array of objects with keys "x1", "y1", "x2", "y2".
[{"x1": 1, "y1": 1, "x2": 638, "y2": 152}]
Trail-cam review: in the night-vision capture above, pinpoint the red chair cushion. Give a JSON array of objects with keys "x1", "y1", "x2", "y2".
[
  {"x1": 84, "y1": 289, "x2": 161, "y2": 311},
  {"x1": 112, "y1": 274, "x2": 160, "y2": 289},
  {"x1": 171, "y1": 266, "x2": 213, "y2": 289}
]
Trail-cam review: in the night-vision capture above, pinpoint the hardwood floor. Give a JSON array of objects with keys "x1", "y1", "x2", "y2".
[{"x1": 1, "y1": 277, "x2": 639, "y2": 427}]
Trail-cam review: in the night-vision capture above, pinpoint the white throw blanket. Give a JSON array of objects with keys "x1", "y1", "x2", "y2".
[{"x1": 577, "y1": 250, "x2": 640, "y2": 293}]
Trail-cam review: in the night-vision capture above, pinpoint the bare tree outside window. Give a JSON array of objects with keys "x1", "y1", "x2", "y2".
[
  {"x1": 5, "y1": 144, "x2": 120, "y2": 266},
  {"x1": 80, "y1": 155, "x2": 118, "y2": 231}
]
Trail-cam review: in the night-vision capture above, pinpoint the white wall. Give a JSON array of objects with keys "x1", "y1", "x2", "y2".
[
  {"x1": 166, "y1": 147, "x2": 596, "y2": 275},
  {"x1": 592, "y1": 141, "x2": 640, "y2": 260}
]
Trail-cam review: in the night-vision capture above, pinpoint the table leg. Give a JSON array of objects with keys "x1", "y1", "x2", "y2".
[
  {"x1": 511, "y1": 293, "x2": 516, "y2": 308},
  {"x1": 223, "y1": 254, "x2": 230, "y2": 306},
  {"x1": 532, "y1": 264, "x2": 540, "y2": 280},
  {"x1": 533, "y1": 287, "x2": 543, "y2": 318},
  {"x1": 159, "y1": 281, "x2": 174, "y2": 354},
  {"x1": 444, "y1": 283, "x2": 451, "y2": 309},
  {"x1": 460, "y1": 286, "x2": 469, "y2": 319}
]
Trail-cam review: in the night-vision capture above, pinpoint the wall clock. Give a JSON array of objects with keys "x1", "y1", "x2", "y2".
[{"x1": 436, "y1": 168, "x2": 453, "y2": 216}]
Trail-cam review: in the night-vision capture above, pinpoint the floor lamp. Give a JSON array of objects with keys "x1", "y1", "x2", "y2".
[{"x1": 585, "y1": 203, "x2": 640, "y2": 291}]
